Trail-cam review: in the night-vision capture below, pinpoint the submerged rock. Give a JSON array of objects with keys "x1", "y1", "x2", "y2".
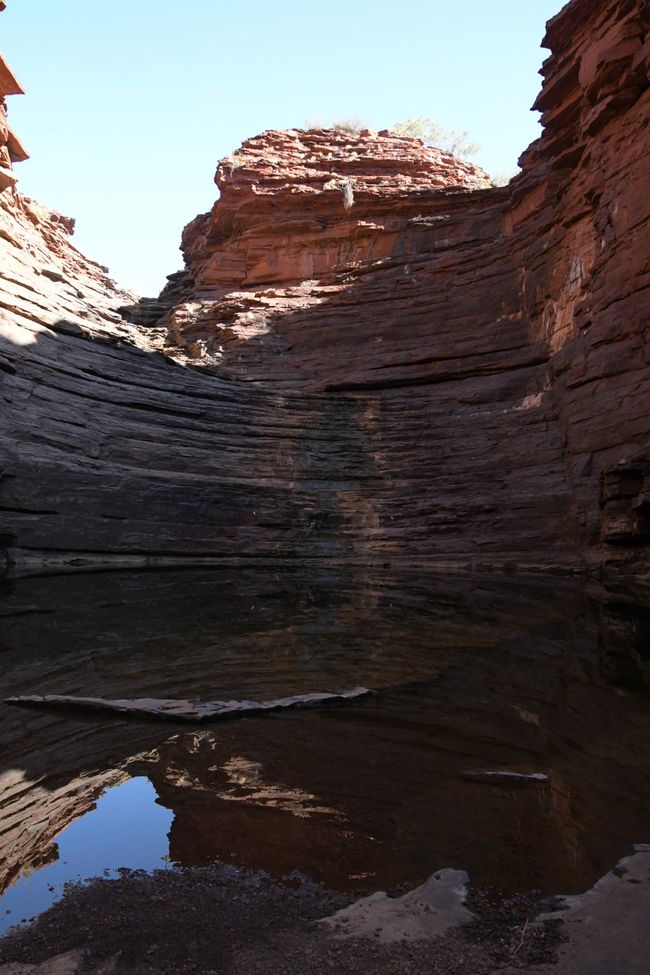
[{"x1": 4, "y1": 687, "x2": 370, "y2": 723}]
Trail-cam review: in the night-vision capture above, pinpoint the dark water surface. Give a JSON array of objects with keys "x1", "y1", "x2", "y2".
[{"x1": 1, "y1": 568, "x2": 649, "y2": 931}]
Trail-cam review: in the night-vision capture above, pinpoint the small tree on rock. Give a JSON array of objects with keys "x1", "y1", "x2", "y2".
[{"x1": 392, "y1": 117, "x2": 480, "y2": 159}]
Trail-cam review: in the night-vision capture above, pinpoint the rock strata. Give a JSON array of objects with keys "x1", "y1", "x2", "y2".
[
  {"x1": 0, "y1": 0, "x2": 649, "y2": 596},
  {"x1": 0, "y1": 49, "x2": 26, "y2": 193}
]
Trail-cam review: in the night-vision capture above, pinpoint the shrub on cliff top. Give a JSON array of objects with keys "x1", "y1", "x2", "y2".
[
  {"x1": 490, "y1": 171, "x2": 515, "y2": 187},
  {"x1": 304, "y1": 117, "x2": 368, "y2": 135},
  {"x1": 392, "y1": 117, "x2": 480, "y2": 159},
  {"x1": 332, "y1": 117, "x2": 367, "y2": 135}
]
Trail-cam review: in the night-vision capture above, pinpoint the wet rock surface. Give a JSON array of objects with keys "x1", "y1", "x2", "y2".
[
  {"x1": 321, "y1": 869, "x2": 473, "y2": 943},
  {"x1": 5, "y1": 687, "x2": 370, "y2": 723},
  {"x1": 0, "y1": 866, "x2": 563, "y2": 975}
]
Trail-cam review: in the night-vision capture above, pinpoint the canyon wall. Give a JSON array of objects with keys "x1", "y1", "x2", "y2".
[{"x1": 0, "y1": 0, "x2": 648, "y2": 595}]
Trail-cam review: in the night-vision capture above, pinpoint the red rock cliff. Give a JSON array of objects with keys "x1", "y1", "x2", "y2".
[
  {"x1": 0, "y1": 0, "x2": 648, "y2": 599},
  {"x1": 158, "y1": 128, "x2": 493, "y2": 382},
  {"x1": 152, "y1": 0, "x2": 650, "y2": 595}
]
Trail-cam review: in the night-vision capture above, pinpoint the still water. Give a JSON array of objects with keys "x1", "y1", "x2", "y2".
[
  {"x1": 0, "y1": 567, "x2": 649, "y2": 932},
  {"x1": 0, "y1": 778, "x2": 171, "y2": 935}
]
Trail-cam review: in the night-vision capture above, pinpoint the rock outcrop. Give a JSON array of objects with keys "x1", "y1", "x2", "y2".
[
  {"x1": 0, "y1": 48, "x2": 27, "y2": 193},
  {"x1": 0, "y1": 0, "x2": 649, "y2": 597},
  {"x1": 155, "y1": 131, "x2": 503, "y2": 388},
  {"x1": 158, "y1": 128, "x2": 491, "y2": 377}
]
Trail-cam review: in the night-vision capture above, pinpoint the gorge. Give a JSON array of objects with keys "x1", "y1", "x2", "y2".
[
  {"x1": 0, "y1": 0, "x2": 649, "y2": 972},
  {"x1": 0, "y1": 0, "x2": 648, "y2": 600}
]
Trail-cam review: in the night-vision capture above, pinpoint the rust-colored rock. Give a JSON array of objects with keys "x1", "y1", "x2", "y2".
[
  {"x1": 0, "y1": 0, "x2": 648, "y2": 598},
  {"x1": 181, "y1": 127, "x2": 488, "y2": 291},
  {"x1": 152, "y1": 0, "x2": 650, "y2": 594},
  {"x1": 155, "y1": 129, "x2": 498, "y2": 385},
  {"x1": 0, "y1": 45, "x2": 27, "y2": 195},
  {"x1": 0, "y1": 53, "x2": 23, "y2": 97}
]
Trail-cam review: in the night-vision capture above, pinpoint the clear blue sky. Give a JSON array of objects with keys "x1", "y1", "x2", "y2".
[{"x1": 4, "y1": 1, "x2": 561, "y2": 296}]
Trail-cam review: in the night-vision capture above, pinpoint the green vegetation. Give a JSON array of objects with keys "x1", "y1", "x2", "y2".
[
  {"x1": 392, "y1": 117, "x2": 480, "y2": 159},
  {"x1": 303, "y1": 115, "x2": 516, "y2": 186}
]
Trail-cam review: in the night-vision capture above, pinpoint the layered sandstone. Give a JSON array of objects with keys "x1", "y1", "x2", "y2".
[
  {"x1": 186, "y1": 127, "x2": 489, "y2": 286},
  {"x1": 0, "y1": 0, "x2": 649, "y2": 597},
  {"x1": 0, "y1": 48, "x2": 26, "y2": 193},
  {"x1": 156, "y1": 129, "x2": 493, "y2": 382}
]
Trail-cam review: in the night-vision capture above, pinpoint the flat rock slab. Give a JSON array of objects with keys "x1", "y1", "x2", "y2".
[
  {"x1": 462, "y1": 770, "x2": 550, "y2": 787},
  {"x1": 4, "y1": 687, "x2": 370, "y2": 723},
  {"x1": 503, "y1": 849, "x2": 650, "y2": 975},
  {"x1": 0, "y1": 951, "x2": 84, "y2": 975},
  {"x1": 320, "y1": 868, "x2": 473, "y2": 944}
]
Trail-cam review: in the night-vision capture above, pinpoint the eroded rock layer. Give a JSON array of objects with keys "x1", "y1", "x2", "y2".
[{"x1": 0, "y1": 0, "x2": 649, "y2": 594}]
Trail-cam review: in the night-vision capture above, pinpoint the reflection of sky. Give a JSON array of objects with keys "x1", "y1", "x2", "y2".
[{"x1": 0, "y1": 777, "x2": 173, "y2": 936}]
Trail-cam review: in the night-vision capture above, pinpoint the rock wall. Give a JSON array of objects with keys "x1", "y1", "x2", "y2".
[
  {"x1": 0, "y1": 0, "x2": 649, "y2": 595},
  {"x1": 523, "y1": 0, "x2": 650, "y2": 598},
  {"x1": 0, "y1": 188, "x2": 387, "y2": 570}
]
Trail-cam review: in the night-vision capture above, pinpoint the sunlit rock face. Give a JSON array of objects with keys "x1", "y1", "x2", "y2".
[
  {"x1": 158, "y1": 128, "x2": 503, "y2": 386},
  {"x1": 0, "y1": 0, "x2": 648, "y2": 595},
  {"x1": 185, "y1": 127, "x2": 490, "y2": 288}
]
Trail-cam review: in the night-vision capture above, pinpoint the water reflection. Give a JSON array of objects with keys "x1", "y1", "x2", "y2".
[
  {"x1": 0, "y1": 778, "x2": 172, "y2": 935},
  {"x1": 0, "y1": 568, "x2": 649, "y2": 917}
]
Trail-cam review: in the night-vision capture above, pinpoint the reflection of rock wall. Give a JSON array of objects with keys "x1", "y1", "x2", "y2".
[
  {"x1": 2, "y1": 570, "x2": 650, "y2": 898},
  {"x1": 0, "y1": 766, "x2": 126, "y2": 895},
  {"x1": 0, "y1": 0, "x2": 648, "y2": 593}
]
